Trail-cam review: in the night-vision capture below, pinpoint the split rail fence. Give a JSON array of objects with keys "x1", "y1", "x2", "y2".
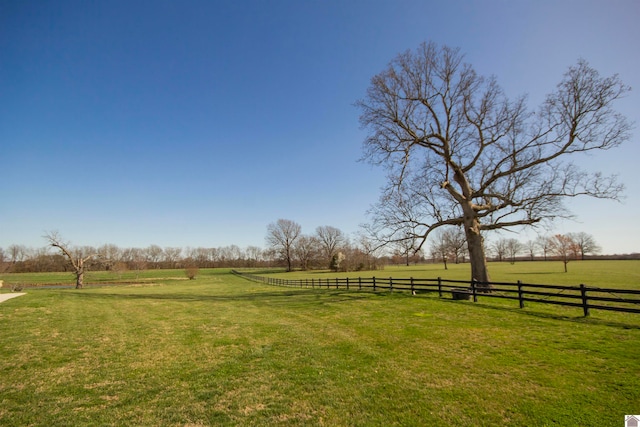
[{"x1": 232, "y1": 270, "x2": 640, "y2": 317}]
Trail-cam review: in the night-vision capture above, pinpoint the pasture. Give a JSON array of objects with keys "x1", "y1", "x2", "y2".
[{"x1": 1, "y1": 262, "x2": 639, "y2": 426}]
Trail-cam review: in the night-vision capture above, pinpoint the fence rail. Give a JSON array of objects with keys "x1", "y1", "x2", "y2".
[{"x1": 231, "y1": 270, "x2": 640, "y2": 316}]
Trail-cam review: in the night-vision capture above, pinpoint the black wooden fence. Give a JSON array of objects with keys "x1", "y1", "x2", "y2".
[{"x1": 231, "y1": 270, "x2": 640, "y2": 316}]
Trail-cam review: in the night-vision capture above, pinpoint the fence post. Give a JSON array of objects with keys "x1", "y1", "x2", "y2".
[
  {"x1": 335, "y1": 277, "x2": 339, "y2": 290},
  {"x1": 358, "y1": 277, "x2": 362, "y2": 291},
  {"x1": 438, "y1": 277, "x2": 442, "y2": 298},
  {"x1": 389, "y1": 277, "x2": 393, "y2": 292},
  {"x1": 471, "y1": 280, "x2": 478, "y2": 302},
  {"x1": 373, "y1": 277, "x2": 376, "y2": 292},
  {"x1": 580, "y1": 284, "x2": 590, "y2": 317},
  {"x1": 518, "y1": 280, "x2": 524, "y2": 309},
  {"x1": 346, "y1": 277, "x2": 350, "y2": 290},
  {"x1": 411, "y1": 277, "x2": 415, "y2": 295}
]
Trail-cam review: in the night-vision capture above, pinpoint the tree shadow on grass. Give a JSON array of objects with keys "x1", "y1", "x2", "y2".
[{"x1": 61, "y1": 288, "x2": 379, "y2": 306}]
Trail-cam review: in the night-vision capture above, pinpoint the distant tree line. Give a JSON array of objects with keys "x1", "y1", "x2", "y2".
[
  {"x1": 426, "y1": 229, "x2": 640, "y2": 272},
  {"x1": 1, "y1": 227, "x2": 636, "y2": 276},
  {"x1": 0, "y1": 242, "x2": 273, "y2": 274}
]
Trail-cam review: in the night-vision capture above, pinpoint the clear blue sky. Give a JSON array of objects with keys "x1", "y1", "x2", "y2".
[{"x1": 1, "y1": 0, "x2": 639, "y2": 254}]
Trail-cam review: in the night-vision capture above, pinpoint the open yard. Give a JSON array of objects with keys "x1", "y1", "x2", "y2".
[{"x1": 1, "y1": 263, "x2": 639, "y2": 425}]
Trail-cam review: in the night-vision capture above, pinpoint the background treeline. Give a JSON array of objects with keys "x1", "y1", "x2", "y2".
[
  {"x1": 1, "y1": 244, "x2": 272, "y2": 273},
  {"x1": 1, "y1": 226, "x2": 638, "y2": 275}
]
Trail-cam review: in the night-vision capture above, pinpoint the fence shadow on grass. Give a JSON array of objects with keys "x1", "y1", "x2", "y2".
[{"x1": 440, "y1": 298, "x2": 640, "y2": 330}]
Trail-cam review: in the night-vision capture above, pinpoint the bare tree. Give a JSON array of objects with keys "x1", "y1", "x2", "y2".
[
  {"x1": 548, "y1": 234, "x2": 575, "y2": 272},
  {"x1": 525, "y1": 240, "x2": 537, "y2": 260},
  {"x1": 97, "y1": 244, "x2": 121, "y2": 271},
  {"x1": 491, "y1": 239, "x2": 509, "y2": 262},
  {"x1": 44, "y1": 231, "x2": 97, "y2": 289},
  {"x1": 315, "y1": 226, "x2": 345, "y2": 268},
  {"x1": 443, "y1": 227, "x2": 467, "y2": 264},
  {"x1": 163, "y1": 247, "x2": 182, "y2": 269},
  {"x1": 7, "y1": 244, "x2": 28, "y2": 265},
  {"x1": 293, "y1": 235, "x2": 319, "y2": 271},
  {"x1": 266, "y1": 219, "x2": 302, "y2": 272},
  {"x1": 430, "y1": 229, "x2": 451, "y2": 270},
  {"x1": 357, "y1": 41, "x2": 631, "y2": 287},
  {"x1": 536, "y1": 236, "x2": 552, "y2": 261},
  {"x1": 505, "y1": 238, "x2": 523, "y2": 264},
  {"x1": 568, "y1": 232, "x2": 601, "y2": 260},
  {"x1": 245, "y1": 246, "x2": 264, "y2": 267},
  {"x1": 393, "y1": 231, "x2": 418, "y2": 266},
  {"x1": 145, "y1": 245, "x2": 163, "y2": 268}
]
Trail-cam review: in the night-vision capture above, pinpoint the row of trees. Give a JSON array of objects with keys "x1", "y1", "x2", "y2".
[
  {"x1": 0, "y1": 225, "x2": 632, "y2": 289},
  {"x1": 0, "y1": 224, "x2": 385, "y2": 282},
  {"x1": 429, "y1": 229, "x2": 602, "y2": 271},
  {"x1": 1, "y1": 238, "x2": 272, "y2": 275},
  {"x1": 265, "y1": 219, "x2": 383, "y2": 272}
]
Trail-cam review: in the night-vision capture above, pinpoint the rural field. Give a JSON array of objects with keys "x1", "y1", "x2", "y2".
[{"x1": 1, "y1": 261, "x2": 639, "y2": 426}]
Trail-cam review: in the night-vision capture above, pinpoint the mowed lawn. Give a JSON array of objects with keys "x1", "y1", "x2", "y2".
[{"x1": 1, "y1": 266, "x2": 639, "y2": 426}]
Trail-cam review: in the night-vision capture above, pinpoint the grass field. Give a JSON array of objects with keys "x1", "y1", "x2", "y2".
[{"x1": 1, "y1": 264, "x2": 639, "y2": 425}]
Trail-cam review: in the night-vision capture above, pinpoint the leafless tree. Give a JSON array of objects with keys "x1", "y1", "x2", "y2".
[
  {"x1": 357, "y1": 41, "x2": 631, "y2": 287},
  {"x1": 505, "y1": 238, "x2": 523, "y2": 264},
  {"x1": 293, "y1": 235, "x2": 319, "y2": 271},
  {"x1": 443, "y1": 227, "x2": 467, "y2": 264},
  {"x1": 145, "y1": 245, "x2": 163, "y2": 268},
  {"x1": 44, "y1": 231, "x2": 97, "y2": 289},
  {"x1": 525, "y1": 240, "x2": 537, "y2": 260},
  {"x1": 97, "y1": 244, "x2": 121, "y2": 271},
  {"x1": 536, "y1": 236, "x2": 553, "y2": 261},
  {"x1": 393, "y1": 231, "x2": 418, "y2": 266},
  {"x1": 163, "y1": 247, "x2": 182, "y2": 269},
  {"x1": 266, "y1": 219, "x2": 302, "y2": 272},
  {"x1": 245, "y1": 246, "x2": 264, "y2": 267},
  {"x1": 548, "y1": 234, "x2": 575, "y2": 272},
  {"x1": 430, "y1": 229, "x2": 451, "y2": 269},
  {"x1": 491, "y1": 239, "x2": 509, "y2": 262},
  {"x1": 315, "y1": 226, "x2": 345, "y2": 268},
  {"x1": 7, "y1": 244, "x2": 28, "y2": 265},
  {"x1": 568, "y1": 232, "x2": 601, "y2": 260}
]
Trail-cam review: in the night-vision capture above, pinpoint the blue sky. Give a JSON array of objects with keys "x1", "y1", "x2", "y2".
[{"x1": 1, "y1": 0, "x2": 639, "y2": 254}]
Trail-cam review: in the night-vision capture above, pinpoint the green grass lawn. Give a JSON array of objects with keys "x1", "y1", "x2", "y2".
[{"x1": 1, "y1": 266, "x2": 639, "y2": 426}]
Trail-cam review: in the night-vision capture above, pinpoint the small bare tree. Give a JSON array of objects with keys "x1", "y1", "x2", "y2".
[
  {"x1": 548, "y1": 234, "x2": 575, "y2": 272},
  {"x1": 44, "y1": 231, "x2": 97, "y2": 289},
  {"x1": 505, "y1": 238, "x2": 523, "y2": 264}
]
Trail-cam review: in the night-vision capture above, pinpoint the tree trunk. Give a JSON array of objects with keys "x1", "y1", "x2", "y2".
[
  {"x1": 76, "y1": 269, "x2": 84, "y2": 289},
  {"x1": 464, "y1": 217, "x2": 491, "y2": 290}
]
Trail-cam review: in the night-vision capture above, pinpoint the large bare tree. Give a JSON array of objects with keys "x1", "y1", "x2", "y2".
[
  {"x1": 568, "y1": 231, "x2": 601, "y2": 260},
  {"x1": 315, "y1": 225, "x2": 345, "y2": 268},
  {"x1": 266, "y1": 219, "x2": 302, "y2": 272},
  {"x1": 357, "y1": 42, "x2": 631, "y2": 286},
  {"x1": 44, "y1": 231, "x2": 97, "y2": 289}
]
